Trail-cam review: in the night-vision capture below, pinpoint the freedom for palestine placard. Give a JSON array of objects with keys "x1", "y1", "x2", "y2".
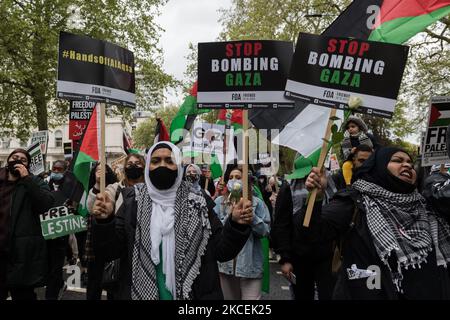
[
  {"x1": 285, "y1": 33, "x2": 409, "y2": 118},
  {"x1": 197, "y1": 40, "x2": 295, "y2": 109}
]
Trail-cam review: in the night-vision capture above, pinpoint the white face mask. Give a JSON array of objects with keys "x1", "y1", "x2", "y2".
[{"x1": 227, "y1": 179, "x2": 242, "y2": 193}]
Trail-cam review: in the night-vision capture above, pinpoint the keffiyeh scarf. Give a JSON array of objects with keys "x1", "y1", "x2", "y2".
[
  {"x1": 131, "y1": 182, "x2": 212, "y2": 300},
  {"x1": 352, "y1": 179, "x2": 450, "y2": 291}
]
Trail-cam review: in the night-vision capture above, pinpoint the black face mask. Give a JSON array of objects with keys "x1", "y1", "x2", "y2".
[
  {"x1": 125, "y1": 165, "x2": 144, "y2": 180},
  {"x1": 149, "y1": 166, "x2": 178, "y2": 190},
  {"x1": 7, "y1": 160, "x2": 25, "y2": 177}
]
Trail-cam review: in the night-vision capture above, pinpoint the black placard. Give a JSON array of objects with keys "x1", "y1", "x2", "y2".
[
  {"x1": 285, "y1": 33, "x2": 409, "y2": 118},
  {"x1": 197, "y1": 40, "x2": 294, "y2": 109},
  {"x1": 57, "y1": 31, "x2": 135, "y2": 107}
]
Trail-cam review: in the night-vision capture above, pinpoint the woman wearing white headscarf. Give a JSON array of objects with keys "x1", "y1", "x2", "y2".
[{"x1": 91, "y1": 142, "x2": 252, "y2": 300}]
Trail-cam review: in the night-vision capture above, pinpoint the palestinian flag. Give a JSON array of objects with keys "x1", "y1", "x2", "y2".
[
  {"x1": 217, "y1": 109, "x2": 243, "y2": 129},
  {"x1": 154, "y1": 117, "x2": 170, "y2": 143},
  {"x1": 251, "y1": 0, "x2": 449, "y2": 165},
  {"x1": 73, "y1": 103, "x2": 101, "y2": 217},
  {"x1": 323, "y1": 0, "x2": 450, "y2": 44},
  {"x1": 428, "y1": 99, "x2": 450, "y2": 127},
  {"x1": 170, "y1": 82, "x2": 210, "y2": 144}
]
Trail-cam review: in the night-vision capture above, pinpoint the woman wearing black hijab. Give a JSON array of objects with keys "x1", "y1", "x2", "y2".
[
  {"x1": 90, "y1": 142, "x2": 252, "y2": 300},
  {"x1": 299, "y1": 147, "x2": 450, "y2": 300}
]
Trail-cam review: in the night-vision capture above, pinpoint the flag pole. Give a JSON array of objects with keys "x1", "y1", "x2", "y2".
[
  {"x1": 242, "y1": 109, "x2": 249, "y2": 201},
  {"x1": 303, "y1": 108, "x2": 337, "y2": 227},
  {"x1": 100, "y1": 102, "x2": 106, "y2": 194},
  {"x1": 222, "y1": 110, "x2": 232, "y2": 181}
]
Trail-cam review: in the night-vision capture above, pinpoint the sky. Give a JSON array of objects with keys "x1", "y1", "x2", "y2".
[{"x1": 155, "y1": 0, "x2": 232, "y2": 105}]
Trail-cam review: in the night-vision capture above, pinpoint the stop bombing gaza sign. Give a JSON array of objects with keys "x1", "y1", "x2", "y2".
[
  {"x1": 285, "y1": 33, "x2": 409, "y2": 118},
  {"x1": 197, "y1": 40, "x2": 295, "y2": 109}
]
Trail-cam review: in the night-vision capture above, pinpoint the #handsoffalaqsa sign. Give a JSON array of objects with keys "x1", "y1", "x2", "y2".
[{"x1": 57, "y1": 31, "x2": 135, "y2": 108}]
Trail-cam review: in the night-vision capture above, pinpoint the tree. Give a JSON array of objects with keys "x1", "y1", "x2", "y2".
[
  {"x1": 132, "y1": 105, "x2": 179, "y2": 149},
  {"x1": 0, "y1": 0, "x2": 174, "y2": 141},
  {"x1": 218, "y1": 0, "x2": 449, "y2": 146}
]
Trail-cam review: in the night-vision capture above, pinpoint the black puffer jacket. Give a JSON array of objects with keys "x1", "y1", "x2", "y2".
[
  {"x1": 93, "y1": 183, "x2": 250, "y2": 300},
  {"x1": 6, "y1": 173, "x2": 54, "y2": 287},
  {"x1": 271, "y1": 181, "x2": 334, "y2": 264},
  {"x1": 296, "y1": 188, "x2": 450, "y2": 300},
  {"x1": 422, "y1": 172, "x2": 450, "y2": 223}
]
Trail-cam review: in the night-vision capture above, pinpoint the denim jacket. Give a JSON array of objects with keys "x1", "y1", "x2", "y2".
[{"x1": 213, "y1": 195, "x2": 271, "y2": 278}]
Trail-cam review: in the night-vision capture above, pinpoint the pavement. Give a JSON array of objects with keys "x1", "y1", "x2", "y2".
[{"x1": 26, "y1": 256, "x2": 292, "y2": 300}]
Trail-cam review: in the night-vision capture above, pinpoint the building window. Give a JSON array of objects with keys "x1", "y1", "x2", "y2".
[
  {"x1": 55, "y1": 130, "x2": 63, "y2": 148},
  {"x1": 1, "y1": 138, "x2": 10, "y2": 149}
]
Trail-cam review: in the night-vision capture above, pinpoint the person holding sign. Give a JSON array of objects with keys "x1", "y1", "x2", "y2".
[
  {"x1": 0, "y1": 149, "x2": 54, "y2": 300},
  {"x1": 45, "y1": 160, "x2": 72, "y2": 300},
  {"x1": 301, "y1": 147, "x2": 450, "y2": 299},
  {"x1": 86, "y1": 154, "x2": 145, "y2": 300},
  {"x1": 213, "y1": 165, "x2": 270, "y2": 300},
  {"x1": 84, "y1": 162, "x2": 118, "y2": 300},
  {"x1": 91, "y1": 142, "x2": 252, "y2": 300}
]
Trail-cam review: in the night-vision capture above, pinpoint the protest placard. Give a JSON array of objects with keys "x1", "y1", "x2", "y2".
[
  {"x1": 57, "y1": 31, "x2": 135, "y2": 107},
  {"x1": 30, "y1": 130, "x2": 49, "y2": 155},
  {"x1": 422, "y1": 96, "x2": 450, "y2": 166},
  {"x1": 197, "y1": 40, "x2": 294, "y2": 109},
  {"x1": 40, "y1": 206, "x2": 87, "y2": 240},
  {"x1": 69, "y1": 100, "x2": 96, "y2": 140},
  {"x1": 27, "y1": 142, "x2": 45, "y2": 176},
  {"x1": 285, "y1": 33, "x2": 409, "y2": 118}
]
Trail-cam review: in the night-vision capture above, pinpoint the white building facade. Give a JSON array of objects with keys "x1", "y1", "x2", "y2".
[{"x1": 0, "y1": 117, "x2": 130, "y2": 171}]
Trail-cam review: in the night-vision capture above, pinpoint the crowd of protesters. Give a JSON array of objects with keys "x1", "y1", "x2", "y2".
[{"x1": 1, "y1": 115, "x2": 450, "y2": 300}]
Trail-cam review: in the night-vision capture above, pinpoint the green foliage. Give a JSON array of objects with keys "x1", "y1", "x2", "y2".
[
  {"x1": 0, "y1": 0, "x2": 174, "y2": 141},
  {"x1": 132, "y1": 105, "x2": 179, "y2": 148}
]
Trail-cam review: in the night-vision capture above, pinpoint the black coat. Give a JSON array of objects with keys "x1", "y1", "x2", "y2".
[
  {"x1": 295, "y1": 189, "x2": 450, "y2": 300},
  {"x1": 6, "y1": 174, "x2": 54, "y2": 287},
  {"x1": 93, "y1": 186, "x2": 250, "y2": 300},
  {"x1": 271, "y1": 181, "x2": 334, "y2": 264},
  {"x1": 422, "y1": 172, "x2": 450, "y2": 223}
]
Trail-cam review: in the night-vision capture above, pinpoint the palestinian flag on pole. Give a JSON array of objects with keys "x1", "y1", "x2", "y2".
[
  {"x1": 73, "y1": 103, "x2": 101, "y2": 217},
  {"x1": 217, "y1": 109, "x2": 243, "y2": 129},
  {"x1": 170, "y1": 82, "x2": 210, "y2": 144},
  {"x1": 251, "y1": 0, "x2": 450, "y2": 165},
  {"x1": 154, "y1": 117, "x2": 170, "y2": 143}
]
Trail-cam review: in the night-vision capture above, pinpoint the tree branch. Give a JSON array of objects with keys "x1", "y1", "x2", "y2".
[
  {"x1": 0, "y1": 79, "x2": 32, "y2": 94},
  {"x1": 424, "y1": 28, "x2": 450, "y2": 44}
]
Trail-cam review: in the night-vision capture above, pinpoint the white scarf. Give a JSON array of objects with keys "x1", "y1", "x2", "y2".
[{"x1": 143, "y1": 141, "x2": 183, "y2": 298}]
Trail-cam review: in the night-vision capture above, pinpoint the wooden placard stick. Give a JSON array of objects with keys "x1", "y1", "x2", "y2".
[
  {"x1": 242, "y1": 109, "x2": 249, "y2": 201},
  {"x1": 303, "y1": 108, "x2": 337, "y2": 227},
  {"x1": 100, "y1": 102, "x2": 106, "y2": 194}
]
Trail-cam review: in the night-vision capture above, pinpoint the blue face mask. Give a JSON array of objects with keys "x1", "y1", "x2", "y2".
[
  {"x1": 51, "y1": 172, "x2": 64, "y2": 181},
  {"x1": 227, "y1": 179, "x2": 242, "y2": 193}
]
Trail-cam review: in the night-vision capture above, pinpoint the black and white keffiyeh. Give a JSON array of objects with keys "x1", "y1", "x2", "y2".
[
  {"x1": 352, "y1": 179, "x2": 450, "y2": 291},
  {"x1": 131, "y1": 181, "x2": 212, "y2": 300}
]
